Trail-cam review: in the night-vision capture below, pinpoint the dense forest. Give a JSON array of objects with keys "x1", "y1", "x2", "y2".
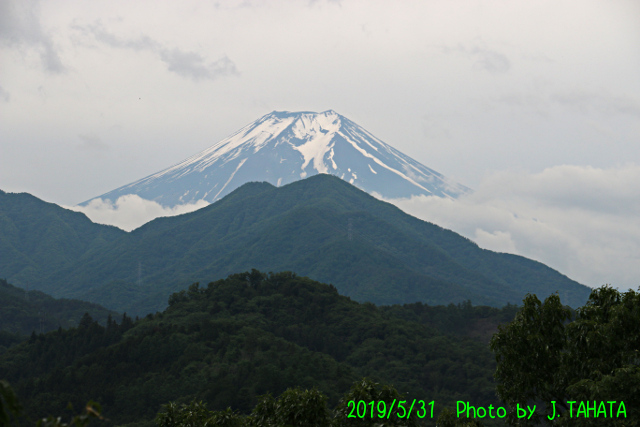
[
  {"x1": 490, "y1": 285, "x2": 639, "y2": 426},
  {"x1": 0, "y1": 279, "x2": 117, "y2": 350},
  {"x1": 1, "y1": 272, "x2": 638, "y2": 426},
  {"x1": 0, "y1": 271, "x2": 519, "y2": 426}
]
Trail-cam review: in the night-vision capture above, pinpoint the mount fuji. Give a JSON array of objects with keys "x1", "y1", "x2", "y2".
[{"x1": 83, "y1": 110, "x2": 470, "y2": 207}]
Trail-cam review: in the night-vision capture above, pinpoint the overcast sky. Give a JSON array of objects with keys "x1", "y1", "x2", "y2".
[{"x1": 1, "y1": 0, "x2": 639, "y2": 292}]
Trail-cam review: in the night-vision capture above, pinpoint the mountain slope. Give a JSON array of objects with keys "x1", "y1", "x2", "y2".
[
  {"x1": 0, "y1": 190, "x2": 126, "y2": 287},
  {"x1": 0, "y1": 278, "x2": 117, "y2": 338},
  {"x1": 83, "y1": 110, "x2": 470, "y2": 207},
  {"x1": 13, "y1": 174, "x2": 592, "y2": 314}
]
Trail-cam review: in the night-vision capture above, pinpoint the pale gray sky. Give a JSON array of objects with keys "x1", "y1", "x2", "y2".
[{"x1": 1, "y1": 0, "x2": 639, "y2": 292}]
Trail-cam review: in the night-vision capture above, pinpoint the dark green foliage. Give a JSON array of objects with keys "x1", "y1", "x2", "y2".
[
  {"x1": 250, "y1": 388, "x2": 330, "y2": 427},
  {"x1": 156, "y1": 400, "x2": 244, "y2": 427},
  {"x1": 490, "y1": 285, "x2": 640, "y2": 426},
  {"x1": 0, "y1": 175, "x2": 591, "y2": 315},
  {"x1": 435, "y1": 407, "x2": 484, "y2": 427},
  {"x1": 35, "y1": 402, "x2": 104, "y2": 427},
  {"x1": 0, "y1": 380, "x2": 104, "y2": 427},
  {"x1": 490, "y1": 293, "x2": 571, "y2": 425},
  {"x1": 1, "y1": 379, "x2": 21, "y2": 426},
  {"x1": 0, "y1": 331, "x2": 23, "y2": 354},
  {"x1": 0, "y1": 311, "x2": 135, "y2": 424},
  {"x1": 156, "y1": 380, "x2": 420, "y2": 427},
  {"x1": 0, "y1": 278, "x2": 117, "y2": 341},
  {"x1": 380, "y1": 301, "x2": 520, "y2": 344},
  {"x1": 332, "y1": 377, "x2": 420, "y2": 426},
  {"x1": 0, "y1": 190, "x2": 124, "y2": 289},
  {"x1": 0, "y1": 271, "x2": 507, "y2": 425}
]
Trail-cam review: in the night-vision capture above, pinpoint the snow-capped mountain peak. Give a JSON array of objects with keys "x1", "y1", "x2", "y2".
[{"x1": 83, "y1": 110, "x2": 470, "y2": 207}]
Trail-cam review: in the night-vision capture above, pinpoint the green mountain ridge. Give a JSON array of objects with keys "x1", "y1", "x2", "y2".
[
  {"x1": 0, "y1": 190, "x2": 125, "y2": 286},
  {"x1": 0, "y1": 175, "x2": 592, "y2": 315},
  {"x1": 0, "y1": 278, "x2": 117, "y2": 344}
]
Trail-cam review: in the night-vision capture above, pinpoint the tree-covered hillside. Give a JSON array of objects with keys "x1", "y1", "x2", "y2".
[
  {"x1": 0, "y1": 176, "x2": 592, "y2": 315},
  {"x1": 491, "y1": 285, "x2": 639, "y2": 425},
  {"x1": 0, "y1": 189, "x2": 125, "y2": 288},
  {"x1": 0, "y1": 279, "x2": 117, "y2": 348},
  {"x1": 0, "y1": 271, "x2": 517, "y2": 426},
  {"x1": 2, "y1": 277, "x2": 636, "y2": 426}
]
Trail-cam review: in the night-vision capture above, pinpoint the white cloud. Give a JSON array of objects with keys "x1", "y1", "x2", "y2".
[
  {"x1": 67, "y1": 194, "x2": 209, "y2": 232},
  {"x1": 386, "y1": 164, "x2": 640, "y2": 291},
  {"x1": 71, "y1": 21, "x2": 239, "y2": 81},
  {"x1": 0, "y1": 0, "x2": 65, "y2": 73}
]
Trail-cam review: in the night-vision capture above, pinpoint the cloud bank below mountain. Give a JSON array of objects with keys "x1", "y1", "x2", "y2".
[
  {"x1": 384, "y1": 164, "x2": 640, "y2": 292},
  {"x1": 67, "y1": 195, "x2": 209, "y2": 232}
]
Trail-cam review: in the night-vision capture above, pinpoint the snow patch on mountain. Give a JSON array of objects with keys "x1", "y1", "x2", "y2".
[{"x1": 83, "y1": 110, "x2": 470, "y2": 207}]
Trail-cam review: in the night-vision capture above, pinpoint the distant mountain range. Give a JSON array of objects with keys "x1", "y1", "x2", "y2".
[
  {"x1": 0, "y1": 176, "x2": 592, "y2": 315},
  {"x1": 82, "y1": 110, "x2": 470, "y2": 207}
]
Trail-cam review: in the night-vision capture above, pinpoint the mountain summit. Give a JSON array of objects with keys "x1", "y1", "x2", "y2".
[{"x1": 84, "y1": 110, "x2": 470, "y2": 206}]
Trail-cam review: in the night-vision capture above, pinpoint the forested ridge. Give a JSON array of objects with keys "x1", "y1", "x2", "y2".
[
  {"x1": 0, "y1": 278, "x2": 117, "y2": 351},
  {"x1": 0, "y1": 175, "x2": 592, "y2": 315},
  {"x1": 0, "y1": 190, "x2": 124, "y2": 288},
  {"x1": 0, "y1": 271, "x2": 518, "y2": 426}
]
